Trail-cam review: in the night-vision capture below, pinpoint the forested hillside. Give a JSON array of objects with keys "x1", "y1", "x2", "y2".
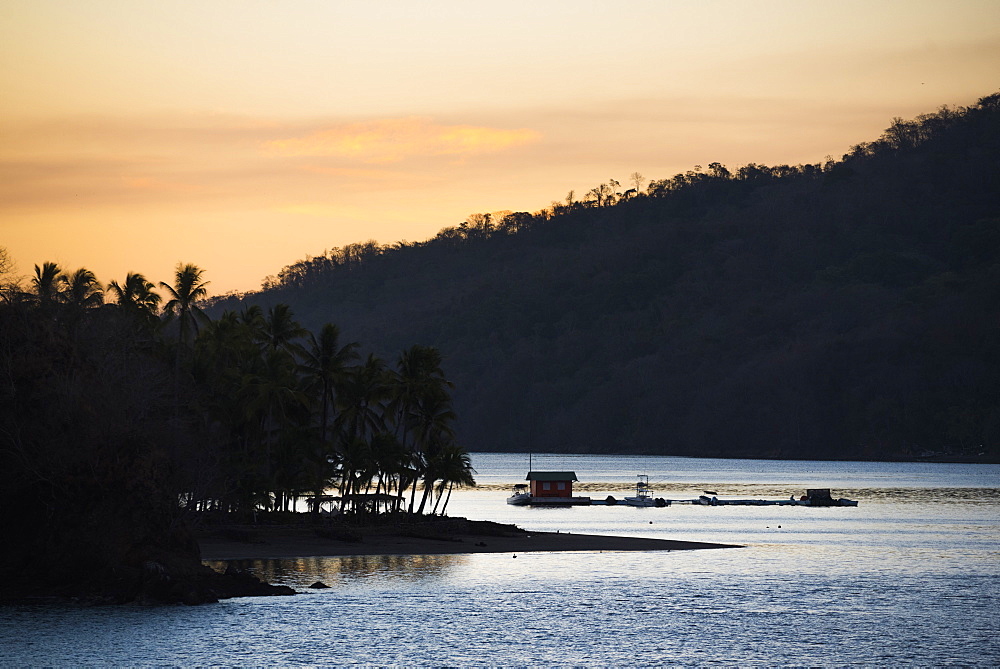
[{"x1": 213, "y1": 93, "x2": 1000, "y2": 461}]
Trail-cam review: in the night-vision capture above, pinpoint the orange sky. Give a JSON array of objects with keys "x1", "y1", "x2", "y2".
[{"x1": 2, "y1": 0, "x2": 999, "y2": 295}]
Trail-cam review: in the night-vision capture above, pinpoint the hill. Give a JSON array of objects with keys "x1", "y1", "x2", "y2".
[{"x1": 211, "y1": 93, "x2": 1000, "y2": 461}]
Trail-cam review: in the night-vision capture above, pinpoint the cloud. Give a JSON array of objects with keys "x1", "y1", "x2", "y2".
[{"x1": 262, "y1": 117, "x2": 541, "y2": 163}]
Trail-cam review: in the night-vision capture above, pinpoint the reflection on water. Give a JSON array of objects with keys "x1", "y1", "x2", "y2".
[
  {"x1": 481, "y1": 481, "x2": 1000, "y2": 503},
  {"x1": 206, "y1": 553, "x2": 468, "y2": 589},
  {"x1": 2, "y1": 456, "x2": 998, "y2": 666}
]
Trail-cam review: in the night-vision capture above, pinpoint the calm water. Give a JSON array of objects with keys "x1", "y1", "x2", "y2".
[{"x1": 2, "y1": 454, "x2": 998, "y2": 666}]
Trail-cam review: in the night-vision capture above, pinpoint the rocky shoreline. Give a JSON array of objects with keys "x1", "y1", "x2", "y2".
[{"x1": 2, "y1": 535, "x2": 295, "y2": 606}]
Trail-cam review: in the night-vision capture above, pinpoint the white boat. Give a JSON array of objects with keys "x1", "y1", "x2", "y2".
[
  {"x1": 506, "y1": 483, "x2": 532, "y2": 506},
  {"x1": 623, "y1": 475, "x2": 670, "y2": 507}
]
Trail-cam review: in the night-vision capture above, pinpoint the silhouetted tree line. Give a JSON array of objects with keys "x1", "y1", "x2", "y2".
[
  {"x1": 0, "y1": 260, "x2": 474, "y2": 599},
  {"x1": 214, "y1": 91, "x2": 1000, "y2": 461},
  {"x1": 1, "y1": 261, "x2": 474, "y2": 518}
]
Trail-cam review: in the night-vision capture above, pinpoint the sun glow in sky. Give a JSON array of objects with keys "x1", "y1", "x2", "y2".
[{"x1": 2, "y1": 0, "x2": 999, "y2": 294}]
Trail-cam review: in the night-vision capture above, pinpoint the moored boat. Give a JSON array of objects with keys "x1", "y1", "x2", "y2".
[
  {"x1": 694, "y1": 488, "x2": 858, "y2": 506},
  {"x1": 800, "y1": 489, "x2": 859, "y2": 506},
  {"x1": 506, "y1": 483, "x2": 532, "y2": 505},
  {"x1": 623, "y1": 475, "x2": 670, "y2": 507}
]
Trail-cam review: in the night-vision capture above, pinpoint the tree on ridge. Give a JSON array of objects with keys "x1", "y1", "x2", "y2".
[
  {"x1": 31, "y1": 261, "x2": 64, "y2": 306},
  {"x1": 61, "y1": 268, "x2": 104, "y2": 309},
  {"x1": 160, "y1": 263, "x2": 210, "y2": 347},
  {"x1": 108, "y1": 272, "x2": 161, "y2": 322}
]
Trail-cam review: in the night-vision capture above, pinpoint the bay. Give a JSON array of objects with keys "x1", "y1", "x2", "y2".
[{"x1": 2, "y1": 454, "x2": 998, "y2": 666}]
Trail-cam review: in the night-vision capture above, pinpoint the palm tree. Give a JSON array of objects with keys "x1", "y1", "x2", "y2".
[
  {"x1": 393, "y1": 345, "x2": 452, "y2": 415},
  {"x1": 335, "y1": 355, "x2": 391, "y2": 513},
  {"x1": 259, "y1": 303, "x2": 307, "y2": 355},
  {"x1": 31, "y1": 261, "x2": 64, "y2": 305},
  {"x1": 411, "y1": 390, "x2": 458, "y2": 515},
  {"x1": 61, "y1": 268, "x2": 104, "y2": 309},
  {"x1": 431, "y1": 443, "x2": 476, "y2": 516},
  {"x1": 301, "y1": 324, "x2": 358, "y2": 440},
  {"x1": 160, "y1": 263, "x2": 210, "y2": 346},
  {"x1": 369, "y1": 431, "x2": 408, "y2": 502},
  {"x1": 336, "y1": 354, "x2": 390, "y2": 447},
  {"x1": 336, "y1": 435, "x2": 374, "y2": 513},
  {"x1": 107, "y1": 272, "x2": 161, "y2": 320},
  {"x1": 299, "y1": 323, "x2": 359, "y2": 512},
  {"x1": 191, "y1": 311, "x2": 265, "y2": 514},
  {"x1": 242, "y1": 346, "x2": 309, "y2": 511},
  {"x1": 239, "y1": 304, "x2": 265, "y2": 331},
  {"x1": 389, "y1": 345, "x2": 454, "y2": 512}
]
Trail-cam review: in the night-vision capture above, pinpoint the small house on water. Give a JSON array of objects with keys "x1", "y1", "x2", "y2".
[
  {"x1": 521, "y1": 471, "x2": 591, "y2": 505},
  {"x1": 527, "y1": 471, "x2": 578, "y2": 497}
]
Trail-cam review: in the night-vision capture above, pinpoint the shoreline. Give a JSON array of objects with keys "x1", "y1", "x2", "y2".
[{"x1": 197, "y1": 520, "x2": 742, "y2": 561}]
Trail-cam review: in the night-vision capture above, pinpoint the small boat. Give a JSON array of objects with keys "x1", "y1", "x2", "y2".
[
  {"x1": 506, "y1": 483, "x2": 532, "y2": 506},
  {"x1": 624, "y1": 475, "x2": 670, "y2": 507},
  {"x1": 800, "y1": 489, "x2": 859, "y2": 507},
  {"x1": 694, "y1": 488, "x2": 858, "y2": 507}
]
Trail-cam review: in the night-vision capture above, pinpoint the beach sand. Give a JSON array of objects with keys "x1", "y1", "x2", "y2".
[{"x1": 198, "y1": 519, "x2": 741, "y2": 561}]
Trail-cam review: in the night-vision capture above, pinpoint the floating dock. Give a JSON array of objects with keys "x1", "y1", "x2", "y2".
[
  {"x1": 521, "y1": 496, "x2": 593, "y2": 506},
  {"x1": 510, "y1": 488, "x2": 858, "y2": 508},
  {"x1": 686, "y1": 493, "x2": 858, "y2": 507}
]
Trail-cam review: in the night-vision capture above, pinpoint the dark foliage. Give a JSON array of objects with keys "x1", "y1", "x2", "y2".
[
  {"x1": 214, "y1": 93, "x2": 1000, "y2": 461},
  {"x1": 0, "y1": 302, "x2": 216, "y2": 602},
  {"x1": 0, "y1": 268, "x2": 472, "y2": 603}
]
